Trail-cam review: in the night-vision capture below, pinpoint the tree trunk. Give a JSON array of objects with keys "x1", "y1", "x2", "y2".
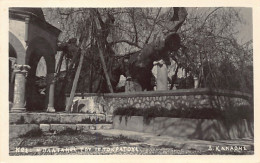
[
  {"x1": 96, "y1": 41, "x2": 114, "y2": 93},
  {"x1": 91, "y1": 9, "x2": 114, "y2": 93},
  {"x1": 65, "y1": 51, "x2": 84, "y2": 112}
]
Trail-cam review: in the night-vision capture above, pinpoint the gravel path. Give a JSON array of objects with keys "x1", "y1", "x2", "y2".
[{"x1": 9, "y1": 130, "x2": 254, "y2": 155}]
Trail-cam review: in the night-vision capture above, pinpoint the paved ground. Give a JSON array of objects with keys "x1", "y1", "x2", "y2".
[
  {"x1": 89, "y1": 129, "x2": 254, "y2": 152},
  {"x1": 10, "y1": 129, "x2": 254, "y2": 155}
]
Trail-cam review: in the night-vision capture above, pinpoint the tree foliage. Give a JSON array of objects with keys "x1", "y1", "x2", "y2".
[{"x1": 44, "y1": 7, "x2": 253, "y2": 94}]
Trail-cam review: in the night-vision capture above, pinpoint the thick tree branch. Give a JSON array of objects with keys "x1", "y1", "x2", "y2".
[
  {"x1": 93, "y1": 9, "x2": 105, "y2": 28},
  {"x1": 129, "y1": 9, "x2": 139, "y2": 44},
  {"x1": 109, "y1": 40, "x2": 142, "y2": 49},
  {"x1": 145, "y1": 8, "x2": 161, "y2": 44}
]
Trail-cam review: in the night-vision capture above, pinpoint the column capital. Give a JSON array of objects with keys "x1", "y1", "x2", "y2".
[{"x1": 13, "y1": 64, "x2": 31, "y2": 74}]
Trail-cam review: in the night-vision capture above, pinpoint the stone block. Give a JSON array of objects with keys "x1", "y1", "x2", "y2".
[
  {"x1": 185, "y1": 102, "x2": 190, "y2": 107},
  {"x1": 101, "y1": 124, "x2": 113, "y2": 130},
  {"x1": 59, "y1": 114, "x2": 81, "y2": 124},
  {"x1": 135, "y1": 103, "x2": 141, "y2": 108},
  {"x1": 166, "y1": 103, "x2": 172, "y2": 110},
  {"x1": 186, "y1": 95, "x2": 194, "y2": 101},
  {"x1": 162, "y1": 96, "x2": 167, "y2": 101},
  {"x1": 145, "y1": 101, "x2": 150, "y2": 106},
  {"x1": 154, "y1": 101, "x2": 161, "y2": 106},
  {"x1": 96, "y1": 124, "x2": 112, "y2": 130},
  {"x1": 113, "y1": 116, "x2": 144, "y2": 132},
  {"x1": 150, "y1": 101, "x2": 155, "y2": 107},
  {"x1": 76, "y1": 124, "x2": 91, "y2": 131},
  {"x1": 77, "y1": 97, "x2": 104, "y2": 114},
  {"x1": 59, "y1": 114, "x2": 101, "y2": 124},
  {"x1": 161, "y1": 103, "x2": 166, "y2": 108},
  {"x1": 89, "y1": 125, "x2": 96, "y2": 130},
  {"x1": 30, "y1": 113, "x2": 60, "y2": 124},
  {"x1": 40, "y1": 124, "x2": 50, "y2": 132},
  {"x1": 200, "y1": 99, "x2": 210, "y2": 105},
  {"x1": 129, "y1": 99, "x2": 134, "y2": 105},
  {"x1": 50, "y1": 124, "x2": 76, "y2": 132},
  {"x1": 96, "y1": 114, "x2": 106, "y2": 122},
  {"x1": 106, "y1": 115, "x2": 113, "y2": 123},
  {"x1": 9, "y1": 113, "x2": 60, "y2": 124}
]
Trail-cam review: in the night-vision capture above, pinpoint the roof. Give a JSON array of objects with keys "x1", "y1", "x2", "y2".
[
  {"x1": 9, "y1": 7, "x2": 61, "y2": 36},
  {"x1": 9, "y1": 7, "x2": 45, "y2": 21}
]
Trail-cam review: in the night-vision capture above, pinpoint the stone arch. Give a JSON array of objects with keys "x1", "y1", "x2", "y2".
[
  {"x1": 26, "y1": 37, "x2": 55, "y2": 74},
  {"x1": 9, "y1": 31, "x2": 25, "y2": 64},
  {"x1": 9, "y1": 43, "x2": 17, "y2": 58},
  {"x1": 9, "y1": 44, "x2": 17, "y2": 103},
  {"x1": 25, "y1": 37, "x2": 56, "y2": 111},
  {"x1": 9, "y1": 43, "x2": 17, "y2": 82}
]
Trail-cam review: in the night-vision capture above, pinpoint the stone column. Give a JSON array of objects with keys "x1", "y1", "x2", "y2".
[
  {"x1": 11, "y1": 64, "x2": 30, "y2": 112},
  {"x1": 154, "y1": 60, "x2": 168, "y2": 90},
  {"x1": 194, "y1": 76, "x2": 199, "y2": 89},
  {"x1": 46, "y1": 73, "x2": 56, "y2": 112}
]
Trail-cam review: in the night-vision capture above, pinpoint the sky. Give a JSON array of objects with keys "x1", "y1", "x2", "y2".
[
  {"x1": 234, "y1": 8, "x2": 252, "y2": 44},
  {"x1": 43, "y1": 7, "x2": 253, "y2": 44}
]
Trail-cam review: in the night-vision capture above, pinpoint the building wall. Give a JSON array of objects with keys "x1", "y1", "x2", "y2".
[
  {"x1": 28, "y1": 23, "x2": 58, "y2": 53},
  {"x1": 9, "y1": 19, "x2": 26, "y2": 48}
]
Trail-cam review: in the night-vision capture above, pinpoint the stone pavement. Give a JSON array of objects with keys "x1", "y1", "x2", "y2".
[
  {"x1": 88, "y1": 129, "x2": 254, "y2": 152},
  {"x1": 9, "y1": 129, "x2": 253, "y2": 155}
]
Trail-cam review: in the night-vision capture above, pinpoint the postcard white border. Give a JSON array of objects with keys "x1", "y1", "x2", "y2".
[{"x1": 1, "y1": 0, "x2": 259, "y2": 163}]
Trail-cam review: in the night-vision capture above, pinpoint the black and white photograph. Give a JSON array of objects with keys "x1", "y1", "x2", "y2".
[{"x1": 1, "y1": 0, "x2": 259, "y2": 162}]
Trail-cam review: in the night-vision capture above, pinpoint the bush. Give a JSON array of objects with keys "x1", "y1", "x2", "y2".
[
  {"x1": 20, "y1": 128, "x2": 43, "y2": 138},
  {"x1": 56, "y1": 128, "x2": 79, "y2": 135}
]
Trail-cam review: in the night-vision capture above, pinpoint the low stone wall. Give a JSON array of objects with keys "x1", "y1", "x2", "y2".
[
  {"x1": 9, "y1": 113, "x2": 113, "y2": 138},
  {"x1": 113, "y1": 116, "x2": 254, "y2": 141},
  {"x1": 10, "y1": 112, "x2": 112, "y2": 124},
  {"x1": 67, "y1": 88, "x2": 252, "y2": 115}
]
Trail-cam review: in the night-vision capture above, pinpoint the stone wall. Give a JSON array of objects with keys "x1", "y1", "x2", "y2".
[
  {"x1": 67, "y1": 88, "x2": 252, "y2": 115},
  {"x1": 113, "y1": 116, "x2": 253, "y2": 141},
  {"x1": 9, "y1": 112, "x2": 113, "y2": 138}
]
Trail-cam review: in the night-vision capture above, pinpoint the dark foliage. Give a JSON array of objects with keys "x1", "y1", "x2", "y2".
[
  {"x1": 113, "y1": 105, "x2": 253, "y2": 121},
  {"x1": 20, "y1": 128, "x2": 43, "y2": 138}
]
